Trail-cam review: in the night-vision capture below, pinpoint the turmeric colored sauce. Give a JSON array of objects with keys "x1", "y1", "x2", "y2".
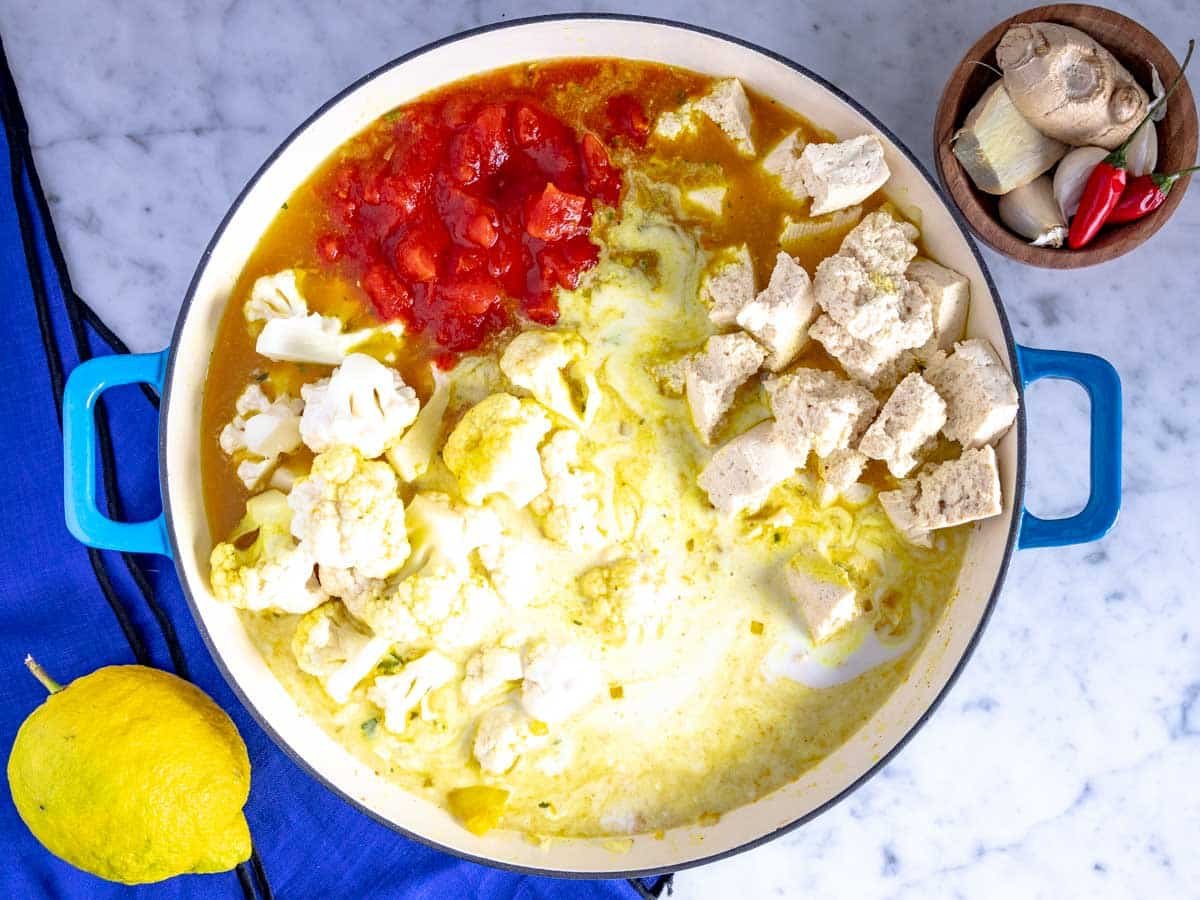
[{"x1": 197, "y1": 61, "x2": 973, "y2": 840}]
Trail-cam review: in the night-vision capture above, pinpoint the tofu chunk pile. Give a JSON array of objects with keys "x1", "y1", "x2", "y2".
[{"x1": 651, "y1": 78, "x2": 1019, "y2": 643}]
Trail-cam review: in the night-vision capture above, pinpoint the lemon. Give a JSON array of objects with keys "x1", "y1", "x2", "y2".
[{"x1": 7, "y1": 658, "x2": 252, "y2": 885}]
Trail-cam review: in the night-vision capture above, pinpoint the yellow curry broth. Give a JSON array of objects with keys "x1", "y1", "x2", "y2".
[{"x1": 199, "y1": 58, "x2": 971, "y2": 839}]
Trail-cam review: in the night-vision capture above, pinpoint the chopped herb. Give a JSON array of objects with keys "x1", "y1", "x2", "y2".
[
  {"x1": 383, "y1": 109, "x2": 404, "y2": 122},
  {"x1": 773, "y1": 532, "x2": 783, "y2": 544},
  {"x1": 361, "y1": 717, "x2": 379, "y2": 738},
  {"x1": 252, "y1": 370, "x2": 269, "y2": 383},
  {"x1": 538, "y1": 801, "x2": 551, "y2": 809},
  {"x1": 571, "y1": 619, "x2": 583, "y2": 626},
  {"x1": 377, "y1": 651, "x2": 405, "y2": 673},
  {"x1": 280, "y1": 201, "x2": 289, "y2": 211}
]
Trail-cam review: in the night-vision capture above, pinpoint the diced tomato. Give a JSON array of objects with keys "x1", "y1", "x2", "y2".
[
  {"x1": 525, "y1": 183, "x2": 590, "y2": 241},
  {"x1": 512, "y1": 102, "x2": 582, "y2": 190},
  {"x1": 438, "y1": 273, "x2": 504, "y2": 315},
  {"x1": 580, "y1": 134, "x2": 621, "y2": 206},
  {"x1": 522, "y1": 285, "x2": 560, "y2": 326},
  {"x1": 486, "y1": 229, "x2": 524, "y2": 280},
  {"x1": 361, "y1": 263, "x2": 412, "y2": 320},
  {"x1": 315, "y1": 83, "x2": 623, "y2": 361},
  {"x1": 436, "y1": 183, "x2": 501, "y2": 248},
  {"x1": 447, "y1": 104, "x2": 511, "y2": 185},
  {"x1": 604, "y1": 94, "x2": 650, "y2": 147},
  {"x1": 395, "y1": 224, "x2": 448, "y2": 283},
  {"x1": 466, "y1": 213, "x2": 498, "y2": 248},
  {"x1": 512, "y1": 102, "x2": 543, "y2": 148},
  {"x1": 449, "y1": 246, "x2": 489, "y2": 276},
  {"x1": 538, "y1": 236, "x2": 600, "y2": 290},
  {"x1": 375, "y1": 173, "x2": 427, "y2": 216}
]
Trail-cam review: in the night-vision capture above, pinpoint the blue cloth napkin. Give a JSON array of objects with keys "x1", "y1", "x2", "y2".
[{"x1": 0, "y1": 36, "x2": 670, "y2": 900}]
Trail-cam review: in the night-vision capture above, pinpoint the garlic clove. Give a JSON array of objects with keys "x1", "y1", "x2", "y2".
[
  {"x1": 1126, "y1": 119, "x2": 1159, "y2": 178},
  {"x1": 1149, "y1": 62, "x2": 1168, "y2": 122},
  {"x1": 999, "y1": 175, "x2": 1067, "y2": 248},
  {"x1": 1053, "y1": 146, "x2": 1109, "y2": 220}
]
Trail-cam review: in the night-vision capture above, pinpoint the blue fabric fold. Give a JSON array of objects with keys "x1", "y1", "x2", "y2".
[{"x1": 0, "y1": 37, "x2": 668, "y2": 900}]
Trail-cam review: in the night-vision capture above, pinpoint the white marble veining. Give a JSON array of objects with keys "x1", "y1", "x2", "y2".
[{"x1": 4, "y1": 0, "x2": 1197, "y2": 896}]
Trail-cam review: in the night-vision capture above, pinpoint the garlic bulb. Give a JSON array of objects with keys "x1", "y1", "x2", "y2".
[
  {"x1": 1126, "y1": 119, "x2": 1158, "y2": 177},
  {"x1": 1053, "y1": 146, "x2": 1109, "y2": 219},
  {"x1": 999, "y1": 175, "x2": 1067, "y2": 247}
]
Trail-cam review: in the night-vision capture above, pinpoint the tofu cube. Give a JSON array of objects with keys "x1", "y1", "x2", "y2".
[
  {"x1": 907, "y1": 259, "x2": 970, "y2": 361},
  {"x1": 879, "y1": 445, "x2": 1003, "y2": 544},
  {"x1": 700, "y1": 245, "x2": 756, "y2": 327},
  {"x1": 815, "y1": 257, "x2": 933, "y2": 349},
  {"x1": 809, "y1": 314, "x2": 917, "y2": 390},
  {"x1": 766, "y1": 367, "x2": 878, "y2": 458},
  {"x1": 736, "y1": 252, "x2": 818, "y2": 372},
  {"x1": 785, "y1": 552, "x2": 860, "y2": 643},
  {"x1": 858, "y1": 373, "x2": 947, "y2": 477},
  {"x1": 877, "y1": 482, "x2": 933, "y2": 547},
  {"x1": 695, "y1": 78, "x2": 756, "y2": 157},
  {"x1": 698, "y1": 421, "x2": 808, "y2": 514},
  {"x1": 761, "y1": 130, "x2": 809, "y2": 201},
  {"x1": 925, "y1": 339, "x2": 1019, "y2": 449},
  {"x1": 686, "y1": 332, "x2": 767, "y2": 444},
  {"x1": 817, "y1": 448, "x2": 869, "y2": 506},
  {"x1": 837, "y1": 210, "x2": 919, "y2": 277},
  {"x1": 654, "y1": 109, "x2": 692, "y2": 141},
  {"x1": 683, "y1": 185, "x2": 727, "y2": 218},
  {"x1": 812, "y1": 211, "x2": 932, "y2": 373},
  {"x1": 799, "y1": 135, "x2": 890, "y2": 216},
  {"x1": 650, "y1": 355, "x2": 691, "y2": 397}
]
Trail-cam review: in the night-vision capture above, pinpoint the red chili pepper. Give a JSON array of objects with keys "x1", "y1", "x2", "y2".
[
  {"x1": 1068, "y1": 39, "x2": 1194, "y2": 249},
  {"x1": 1106, "y1": 165, "x2": 1200, "y2": 224}
]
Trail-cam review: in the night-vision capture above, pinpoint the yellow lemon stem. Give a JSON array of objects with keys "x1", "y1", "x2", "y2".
[{"x1": 24, "y1": 655, "x2": 63, "y2": 694}]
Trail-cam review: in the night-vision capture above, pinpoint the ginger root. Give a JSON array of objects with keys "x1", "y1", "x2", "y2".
[
  {"x1": 997, "y1": 22, "x2": 1149, "y2": 150},
  {"x1": 952, "y1": 81, "x2": 1068, "y2": 194}
]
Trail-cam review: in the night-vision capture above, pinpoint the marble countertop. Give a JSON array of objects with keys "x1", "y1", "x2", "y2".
[{"x1": 4, "y1": 0, "x2": 1196, "y2": 896}]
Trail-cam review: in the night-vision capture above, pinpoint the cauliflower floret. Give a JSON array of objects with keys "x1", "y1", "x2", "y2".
[
  {"x1": 529, "y1": 430, "x2": 608, "y2": 550},
  {"x1": 292, "y1": 601, "x2": 392, "y2": 703},
  {"x1": 475, "y1": 536, "x2": 537, "y2": 607},
  {"x1": 209, "y1": 490, "x2": 326, "y2": 614},
  {"x1": 244, "y1": 270, "x2": 311, "y2": 323},
  {"x1": 247, "y1": 270, "x2": 401, "y2": 366},
  {"x1": 219, "y1": 384, "x2": 304, "y2": 489},
  {"x1": 299, "y1": 353, "x2": 419, "y2": 458},
  {"x1": 385, "y1": 365, "x2": 451, "y2": 482},
  {"x1": 499, "y1": 330, "x2": 601, "y2": 426},
  {"x1": 366, "y1": 650, "x2": 457, "y2": 733},
  {"x1": 318, "y1": 564, "x2": 379, "y2": 601},
  {"x1": 473, "y1": 703, "x2": 539, "y2": 775},
  {"x1": 462, "y1": 646, "x2": 524, "y2": 706},
  {"x1": 577, "y1": 558, "x2": 664, "y2": 643},
  {"x1": 385, "y1": 569, "x2": 501, "y2": 650},
  {"x1": 442, "y1": 393, "x2": 552, "y2": 507},
  {"x1": 403, "y1": 492, "x2": 503, "y2": 569},
  {"x1": 521, "y1": 642, "x2": 604, "y2": 724},
  {"x1": 288, "y1": 446, "x2": 410, "y2": 579},
  {"x1": 338, "y1": 493, "x2": 503, "y2": 651}
]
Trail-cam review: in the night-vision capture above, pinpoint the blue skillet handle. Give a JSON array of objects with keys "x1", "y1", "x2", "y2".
[
  {"x1": 1016, "y1": 345, "x2": 1121, "y2": 549},
  {"x1": 63, "y1": 351, "x2": 172, "y2": 557}
]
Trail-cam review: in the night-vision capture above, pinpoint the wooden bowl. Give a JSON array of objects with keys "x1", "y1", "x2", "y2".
[{"x1": 934, "y1": 3, "x2": 1198, "y2": 268}]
